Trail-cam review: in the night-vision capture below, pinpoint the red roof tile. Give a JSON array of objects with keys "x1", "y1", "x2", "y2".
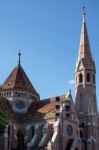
[
  {"x1": 28, "y1": 96, "x2": 64, "y2": 118},
  {"x1": 2, "y1": 64, "x2": 39, "y2": 97}
]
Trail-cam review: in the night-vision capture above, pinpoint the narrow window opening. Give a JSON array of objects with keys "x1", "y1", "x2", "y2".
[
  {"x1": 79, "y1": 73, "x2": 83, "y2": 83},
  {"x1": 87, "y1": 73, "x2": 90, "y2": 82},
  {"x1": 79, "y1": 123, "x2": 85, "y2": 128},
  {"x1": 56, "y1": 112, "x2": 60, "y2": 117},
  {"x1": 65, "y1": 105, "x2": 70, "y2": 111},
  {"x1": 93, "y1": 75, "x2": 95, "y2": 84},
  {"x1": 31, "y1": 126, "x2": 34, "y2": 138},
  {"x1": 66, "y1": 113, "x2": 70, "y2": 118},
  {"x1": 55, "y1": 105, "x2": 60, "y2": 110}
]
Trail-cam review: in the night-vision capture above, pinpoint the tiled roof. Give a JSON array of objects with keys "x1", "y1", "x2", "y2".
[
  {"x1": 77, "y1": 16, "x2": 93, "y2": 64},
  {"x1": 0, "y1": 96, "x2": 13, "y2": 113},
  {"x1": 2, "y1": 64, "x2": 39, "y2": 97},
  {"x1": 28, "y1": 96, "x2": 64, "y2": 119}
]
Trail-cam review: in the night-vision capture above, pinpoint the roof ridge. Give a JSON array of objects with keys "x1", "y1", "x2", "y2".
[
  {"x1": 13, "y1": 64, "x2": 20, "y2": 89},
  {"x1": 2, "y1": 67, "x2": 17, "y2": 87}
]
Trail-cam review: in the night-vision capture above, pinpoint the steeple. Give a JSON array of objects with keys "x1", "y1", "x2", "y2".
[
  {"x1": 75, "y1": 7, "x2": 97, "y2": 115},
  {"x1": 78, "y1": 7, "x2": 92, "y2": 62},
  {"x1": 75, "y1": 8, "x2": 99, "y2": 150}
]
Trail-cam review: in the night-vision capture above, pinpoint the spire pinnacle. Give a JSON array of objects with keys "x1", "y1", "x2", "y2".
[
  {"x1": 78, "y1": 6, "x2": 92, "y2": 60},
  {"x1": 18, "y1": 51, "x2": 21, "y2": 65},
  {"x1": 82, "y1": 6, "x2": 86, "y2": 22}
]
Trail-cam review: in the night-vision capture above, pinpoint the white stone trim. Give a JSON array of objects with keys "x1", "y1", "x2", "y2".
[
  {"x1": 14, "y1": 135, "x2": 18, "y2": 139},
  {"x1": 87, "y1": 122, "x2": 91, "y2": 126},
  {"x1": 26, "y1": 125, "x2": 31, "y2": 130},
  {"x1": 4, "y1": 133, "x2": 8, "y2": 138},
  {"x1": 13, "y1": 124, "x2": 16, "y2": 129}
]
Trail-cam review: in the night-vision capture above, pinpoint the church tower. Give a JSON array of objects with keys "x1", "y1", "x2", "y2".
[{"x1": 75, "y1": 8, "x2": 99, "y2": 150}]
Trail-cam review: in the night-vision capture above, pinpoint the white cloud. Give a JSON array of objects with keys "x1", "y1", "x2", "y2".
[{"x1": 68, "y1": 80, "x2": 75, "y2": 85}]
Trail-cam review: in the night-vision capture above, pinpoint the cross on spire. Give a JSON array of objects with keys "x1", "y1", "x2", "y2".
[
  {"x1": 18, "y1": 51, "x2": 21, "y2": 65},
  {"x1": 82, "y1": 6, "x2": 86, "y2": 22}
]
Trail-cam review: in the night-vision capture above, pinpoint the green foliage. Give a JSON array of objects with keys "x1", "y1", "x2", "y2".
[{"x1": 0, "y1": 110, "x2": 8, "y2": 136}]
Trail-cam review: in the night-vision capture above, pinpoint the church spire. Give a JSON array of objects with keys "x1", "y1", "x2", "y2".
[
  {"x1": 75, "y1": 7, "x2": 97, "y2": 115},
  {"x1": 78, "y1": 7, "x2": 92, "y2": 62}
]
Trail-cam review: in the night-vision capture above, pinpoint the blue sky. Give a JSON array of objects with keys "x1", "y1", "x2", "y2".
[{"x1": 0, "y1": 0, "x2": 98, "y2": 106}]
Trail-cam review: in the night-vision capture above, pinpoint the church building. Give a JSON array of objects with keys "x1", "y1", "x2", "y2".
[{"x1": 0, "y1": 9, "x2": 99, "y2": 150}]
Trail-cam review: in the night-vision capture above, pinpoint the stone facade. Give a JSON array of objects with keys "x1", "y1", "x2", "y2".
[{"x1": 0, "y1": 13, "x2": 99, "y2": 150}]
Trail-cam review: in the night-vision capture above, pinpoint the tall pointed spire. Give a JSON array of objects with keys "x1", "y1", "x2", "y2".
[
  {"x1": 78, "y1": 7, "x2": 92, "y2": 62},
  {"x1": 75, "y1": 6, "x2": 97, "y2": 115},
  {"x1": 75, "y1": 7, "x2": 98, "y2": 149}
]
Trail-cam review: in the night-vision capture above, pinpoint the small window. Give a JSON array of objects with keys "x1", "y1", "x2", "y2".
[
  {"x1": 93, "y1": 75, "x2": 95, "y2": 84},
  {"x1": 79, "y1": 123, "x2": 85, "y2": 128},
  {"x1": 56, "y1": 112, "x2": 60, "y2": 117},
  {"x1": 56, "y1": 97, "x2": 60, "y2": 101},
  {"x1": 80, "y1": 130, "x2": 84, "y2": 139},
  {"x1": 9, "y1": 92, "x2": 11, "y2": 97},
  {"x1": 8, "y1": 125, "x2": 11, "y2": 135},
  {"x1": 18, "y1": 93, "x2": 20, "y2": 97},
  {"x1": 79, "y1": 73, "x2": 83, "y2": 83},
  {"x1": 55, "y1": 105, "x2": 60, "y2": 110},
  {"x1": 65, "y1": 105, "x2": 70, "y2": 111},
  {"x1": 15, "y1": 92, "x2": 17, "y2": 96},
  {"x1": 87, "y1": 73, "x2": 90, "y2": 82},
  {"x1": 66, "y1": 113, "x2": 70, "y2": 118}
]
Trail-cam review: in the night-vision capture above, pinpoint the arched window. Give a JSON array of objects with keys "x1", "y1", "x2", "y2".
[
  {"x1": 93, "y1": 74, "x2": 95, "y2": 84},
  {"x1": 79, "y1": 73, "x2": 83, "y2": 83},
  {"x1": 80, "y1": 130, "x2": 84, "y2": 138},
  {"x1": 31, "y1": 126, "x2": 34, "y2": 138},
  {"x1": 87, "y1": 73, "x2": 90, "y2": 82}
]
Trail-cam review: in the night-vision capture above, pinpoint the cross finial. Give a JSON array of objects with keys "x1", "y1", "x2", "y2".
[
  {"x1": 82, "y1": 6, "x2": 86, "y2": 22},
  {"x1": 18, "y1": 51, "x2": 21, "y2": 65}
]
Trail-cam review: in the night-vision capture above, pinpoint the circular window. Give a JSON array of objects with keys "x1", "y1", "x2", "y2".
[
  {"x1": 15, "y1": 101, "x2": 25, "y2": 109},
  {"x1": 66, "y1": 125, "x2": 73, "y2": 136}
]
